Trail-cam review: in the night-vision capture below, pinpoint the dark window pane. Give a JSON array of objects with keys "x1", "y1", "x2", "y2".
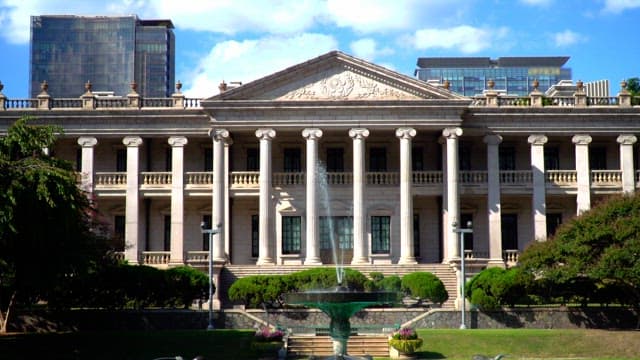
[
  {"x1": 247, "y1": 148, "x2": 259, "y2": 171},
  {"x1": 282, "y1": 216, "x2": 301, "y2": 254},
  {"x1": 284, "y1": 148, "x2": 301, "y2": 172},
  {"x1": 371, "y1": 216, "x2": 390, "y2": 254},
  {"x1": 369, "y1": 147, "x2": 387, "y2": 171},
  {"x1": 251, "y1": 214, "x2": 259, "y2": 257},
  {"x1": 326, "y1": 148, "x2": 344, "y2": 172},
  {"x1": 501, "y1": 214, "x2": 518, "y2": 250}
]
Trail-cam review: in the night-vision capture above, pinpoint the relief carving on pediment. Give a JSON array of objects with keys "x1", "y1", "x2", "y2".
[{"x1": 279, "y1": 71, "x2": 421, "y2": 100}]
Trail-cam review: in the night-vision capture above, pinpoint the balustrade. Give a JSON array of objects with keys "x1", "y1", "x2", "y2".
[
  {"x1": 497, "y1": 97, "x2": 531, "y2": 106},
  {"x1": 464, "y1": 250, "x2": 489, "y2": 259},
  {"x1": 587, "y1": 97, "x2": 619, "y2": 106},
  {"x1": 187, "y1": 171, "x2": 214, "y2": 186},
  {"x1": 186, "y1": 251, "x2": 209, "y2": 264},
  {"x1": 459, "y1": 171, "x2": 487, "y2": 184},
  {"x1": 325, "y1": 172, "x2": 352, "y2": 185},
  {"x1": 273, "y1": 172, "x2": 305, "y2": 185},
  {"x1": 503, "y1": 250, "x2": 519, "y2": 266},
  {"x1": 95, "y1": 98, "x2": 128, "y2": 108},
  {"x1": 366, "y1": 172, "x2": 399, "y2": 185},
  {"x1": 230, "y1": 171, "x2": 258, "y2": 187},
  {"x1": 5, "y1": 99, "x2": 38, "y2": 108},
  {"x1": 142, "y1": 172, "x2": 172, "y2": 186},
  {"x1": 142, "y1": 98, "x2": 174, "y2": 107},
  {"x1": 412, "y1": 171, "x2": 442, "y2": 185},
  {"x1": 95, "y1": 172, "x2": 127, "y2": 186},
  {"x1": 549, "y1": 97, "x2": 575, "y2": 106},
  {"x1": 546, "y1": 170, "x2": 577, "y2": 185},
  {"x1": 591, "y1": 170, "x2": 622, "y2": 185},
  {"x1": 142, "y1": 251, "x2": 171, "y2": 265},
  {"x1": 500, "y1": 170, "x2": 532, "y2": 184},
  {"x1": 51, "y1": 98, "x2": 83, "y2": 108}
]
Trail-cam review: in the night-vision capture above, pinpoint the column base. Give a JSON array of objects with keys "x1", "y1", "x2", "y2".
[
  {"x1": 351, "y1": 256, "x2": 370, "y2": 265},
  {"x1": 304, "y1": 257, "x2": 322, "y2": 265},
  {"x1": 256, "y1": 257, "x2": 275, "y2": 265},
  {"x1": 398, "y1": 257, "x2": 418, "y2": 265}
]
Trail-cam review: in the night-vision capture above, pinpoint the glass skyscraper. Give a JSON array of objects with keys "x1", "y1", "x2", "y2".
[
  {"x1": 30, "y1": 15, "x2": 175, "y2": 98},
  {"x1": 414, "y1": 57, "x2": 572, "y2": 97}
]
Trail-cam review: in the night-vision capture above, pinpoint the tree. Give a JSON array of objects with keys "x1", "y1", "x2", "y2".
[
  {"x1": 626, "y1": 77, "x2": 640, "y2": 96},
  {"x1": 519, "y1": 193, "x2": 640, "y2": 327},
  {"x1": 0, "y1": 116, "x2": 113, "y2": 333}
]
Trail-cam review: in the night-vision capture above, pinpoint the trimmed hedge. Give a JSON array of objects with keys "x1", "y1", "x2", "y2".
[{"x1": 401, "y1": 272, "x2": 448, "y2": 305}]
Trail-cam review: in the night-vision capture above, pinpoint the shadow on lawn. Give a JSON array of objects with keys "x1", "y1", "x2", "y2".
[{"x1": 415, "y1": 350, "x2": 446, "y2": 359}]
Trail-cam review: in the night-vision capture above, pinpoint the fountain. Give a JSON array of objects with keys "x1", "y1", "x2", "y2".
[{"x1": 283, "y1": 162, "x2": 399, "y2": 360}]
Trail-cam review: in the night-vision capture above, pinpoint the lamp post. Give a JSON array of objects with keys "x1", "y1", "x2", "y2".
[
  {"x1": 453, "y1": 220, "x2": 473, "y2": 329},
  {"x1": 201, "y1": 221, "x2": 221, "y2": 331}
]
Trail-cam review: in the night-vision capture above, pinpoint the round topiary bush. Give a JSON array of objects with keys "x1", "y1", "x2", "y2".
[{"x1": 401, "y1": 272, "x2": 448, "y2": 305}]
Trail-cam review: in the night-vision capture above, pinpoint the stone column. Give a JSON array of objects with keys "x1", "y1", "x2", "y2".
[
  {"x1": 617, "y1": 135, "x2": 637, "y2": 194},
  {"x1": 211, "y1": 129, "x2": 229, "y2": 263},
  {"x1": 123, "y1": 136, "x2": 143, "y2": 264},
  {"x1": 484, "y1": 134, "x2": 504, "y2": 265},
  {"x1": 439, "y1": 137, "x2": 449, "y2": 261},
  {"x1": 224, "y1": 138, "x2": 233, "y2": 260},
  {"x1": 168, "y1": 136, "x2": 188, "y2": 265},
  {"x1": 303, "y1": 128, "x2": 323, "y2": 265},
  {"x1": 573, "y1": 135, "x2": 592, "y2": 214},
  {"x1": 443, "y1": 127, "x2": 462, "y2": 261},
  {"x1": 397, "y1": 127, "x2": 417, "y2": 264},
  {"x1": 256, "y1": 128, "x2": 276, "y2": 265},
  {"x1": 350, "y1": 128, "x2": 370, "y2": 265},
  {"x1": 528, "y1": 135, "x2": 548, "y2": 241},
  {"x1": 77, "y1": 137, "x2": 98, "y2": 195}
]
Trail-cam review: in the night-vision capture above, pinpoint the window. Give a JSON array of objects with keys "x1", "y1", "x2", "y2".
[
  {"x1": 460, "y1": 213, "x2": 474, "y2": 250},
  {"x1": 369, "y1": 147, "x2": 387, "y2": 171},
  {"x1": 412, "y1": 147, "x2": 424, "y2": 171},
  {"x1": 204, "y1": 148, "x2": 213, "y2": 172},
  {"x1": 320, "y1": 216, "x2": 353, "y2": 250},
  {"x1": 501, "y1": 214, "x2": 518, "y2": 250},
  {"x1": 544, "y1": 147, "x2": 560, "y2": 170},
  {"x1": 251, "y1": 214, "x2": 259, "y2": 257},
  {"x1": 283, "y1": 148, "x2": 301, "y2": 172},
  {"x1": 114, "y1": 215, "x2": 125, "y2": 251},
  {"x1": 247, "y1": 148, "x2": 259, "y2": 171},
  {"x1": 459, "y1": 143, "x2": 471, "y2": 170},
  {"x1": 413, "y1": 214, "x2": 420, "y2": 257},
  {"x1": 202, "y1": 215, "x2": 212, "y2": 251},
  {"x1": 75, "y1": 148, "x2": 82, "y2": 172},
  {"x1": 326, "y1": 148, "x2": 344, "y2": 172},
  {"x1": 499, "y1": 146, "x2": 515, "y2": 170},
  {"x1": 116, "y1": 148, "x2": 126, "y2": 172},
  {"x1": 546, "y1": 213, "x2": 562, "y2": 237},
  {"x1": 282, "y1": 216, "x2": 301, "y2": 254},
  {"x1": 590, "y1": 146, "x2": 607, "y2": 170},
  {"x1": 163, "y1": 215, "x2": 171, "y2": 251},
  {"x1": 371, "y1": 216, "x2": 390, "y2": 254},
  {"x1": 165, "y1": 147, "x2": 172, "y2": 171}
]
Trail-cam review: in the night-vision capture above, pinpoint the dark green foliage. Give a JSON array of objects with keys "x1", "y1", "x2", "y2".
[
  {"x1": 228, "y1": 275, "x2": 291, "y2": 308},
  {"x1": 401, "y1": 272, "x2": 448, "y2": 305},
  {"x1": 164, "y1": 266, "x2": 209, "y2": 308},
  {"x1": 627, "y1": 77, "x2": 640, "y2": 96},
  {"x1": 465, "y1": 267, "x2": 534, "y2": 310},
  {"x1": 288, "y1": 267, "x2": 368, "y2": 291},
  {"x1": 365, "y1": 272, "x2": 402, "y2": 292}
]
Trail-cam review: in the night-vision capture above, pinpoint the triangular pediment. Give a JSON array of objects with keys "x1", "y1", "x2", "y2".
[{"x1": 207, "y1": 51, "x2": 467, "y2": 102}]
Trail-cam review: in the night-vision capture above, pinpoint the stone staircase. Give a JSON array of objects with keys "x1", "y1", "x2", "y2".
[
  {"x1": 285, "y1": 335, "x2": 389, "y2": 358},
  {"x1": 219, "y1": 263, "x2": 459, "y2": 309}
]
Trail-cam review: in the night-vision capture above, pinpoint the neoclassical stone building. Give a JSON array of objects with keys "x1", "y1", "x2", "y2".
[{"x1": 1, "y1": 51, "x2": 638, "y2": 308}]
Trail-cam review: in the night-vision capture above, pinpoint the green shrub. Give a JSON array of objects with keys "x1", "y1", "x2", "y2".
[
  {"x1": 288, "y1": 267, "x2": 367, "y2": 291},
  {"x1": 401, "y1": 272, "x2": 448, "y2": 305},
  {"x1": 466, "y1": 267, "x2": 534, "y2": 310},
  {"x1": 165, "y1": 266, "x2": 209, "y2": 308},
  {"x1": 228, "y1": 275, "x2": 290, "y2": 308}
]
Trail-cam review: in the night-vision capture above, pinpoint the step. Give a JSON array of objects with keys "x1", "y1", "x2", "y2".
[{"x1": 286, "y1": 335, "x2": 389, "y2": 358}]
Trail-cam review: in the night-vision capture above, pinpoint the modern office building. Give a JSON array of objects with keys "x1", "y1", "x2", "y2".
[
  {"x1": 415, "y1": 56, "x2": 572, "y2": 96},
  {"x1": 30, "y1": 15, "x2": 175, "y2": 98},
  {"x1": 2, "y1": 51, "x2": 637, "y2": 310}
]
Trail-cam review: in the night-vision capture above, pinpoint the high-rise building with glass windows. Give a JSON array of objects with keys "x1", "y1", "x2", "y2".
[
  {"x1": 30, "y1": 15, "x2": 174, "y2": 98},
  {"x1": 414, "y1": 56, "x2": 572, "y2": 96}
]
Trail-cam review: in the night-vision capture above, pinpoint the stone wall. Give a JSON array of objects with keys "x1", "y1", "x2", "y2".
[{"x1": 10, "y1": 307, "x2": 638, "y2": 333}]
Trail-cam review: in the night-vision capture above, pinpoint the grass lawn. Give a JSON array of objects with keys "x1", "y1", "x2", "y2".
[{"x1": 1, "y1": 328, "x2": 639, "y2": 359}]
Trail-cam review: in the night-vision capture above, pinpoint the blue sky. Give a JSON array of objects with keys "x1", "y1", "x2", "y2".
[{"x1": 0, "y1": 0, "x2": 639, "y2": 98}]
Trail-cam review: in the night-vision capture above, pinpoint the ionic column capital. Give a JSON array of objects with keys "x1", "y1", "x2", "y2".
[
  {"x1": 572, "y1": 134, "x2": 592, "y2": 145},
  {"x1": 349, "y1": 128, "x2": 370, "y2": 139},
  {"x1": 168, "y1": 136, "x2": 188, "y2": 147},
  {"x1": 77, "y1": 136, "x2": 98, "y2": 148},
  {"x1": 484, "y1": 134, "x2": 503, "y2": 145},
  {"x1": 617, "y1": 134, "x2": 637, "y2": 145},
  {"x1": 302, "y1": 128, "x2": 323, "y2": 140},
  {"x1": 209, "y1": 128, "x2": 230, "y2": 141},
  {"x1": 442, "y1": 127, "x2": 463, "y2": 139},
  {"x1": 255, "y1": 128, "x2": 276, "y2": 140},
  {"x1": 527, "y1": 134, "x2": 548, "y2": 146},
  {"x1": 395, "y1": 127, "x2": 417, "y2": 140},
  {"x1": 122, "y1": 136, "x2": 143, "y2": 147}
]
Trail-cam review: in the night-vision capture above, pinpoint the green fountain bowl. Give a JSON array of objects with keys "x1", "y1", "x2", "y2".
[{"x1": 283, "y1": 287, "x2": 399, "y2": 319}]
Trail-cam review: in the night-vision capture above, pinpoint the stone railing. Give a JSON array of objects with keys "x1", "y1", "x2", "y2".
[
  {"x1": 95, "y1": 172, "x2": 127, "y2": 186},
  {"x1": 591, "y1": 170, "x2": 622, "y2": 186},
  {"x1": 141, "y1": 251, "x2": 171, "y2": 265},
  {"x1": 273, "y1": 172, "x2": 305, "y2": 185},
  {"x1": 324, "y1": 172, "x2": 353, "y2": 185},
  {"x1": 367, "y1": 172, "x2": 399, "y2": 185},
  {"x1": 460, "y1": 171, "x2": 487, "y2": 184},
  {"x1": 546, "y1": 170, "x2": 577, "y2": 185},
  {"x1": 0, "y1": 92, "x2": 202, "y2": 110},
  {"x1": 413, "y1": 171, "x2": 443, "y2": 185},
  {"x1": 503, "y1": 250, "x2": 519, "y2": 267},
  {"x1": 187, "y1": 171, "x2": 214, "y2": 186},
  {"x1": 230, "y1": 171, "x2": 259, "y2": 187},
  {"x1": 500, "y1": 170, "x2": 532, "y2": 185},
  {"x1": 142, "y1": 172, "x2": 172, "y2": 186},
  {"x1": 464, "y1": 250, "x2": 489, "y2": 259},
  {"x1": 186, "y1": 251, "x2": 210, "y2": 264}
]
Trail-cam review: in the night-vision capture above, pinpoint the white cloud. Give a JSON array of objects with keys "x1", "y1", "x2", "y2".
[
  {"x1": 182, "y1": 33, "x2": 338, "y2": 98},
  {"x1": 349, "y1": 38, "x2": 394, "y2": 62},
  {"x1": 602, "y1": 0, "x2": 640, "y2": 13},
  {"x1": 553, "y1": 29, "x2": 585, "y2": 47},
  {"x1": 412, "y1": 26, "x2": 509, "y2": 54}
]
